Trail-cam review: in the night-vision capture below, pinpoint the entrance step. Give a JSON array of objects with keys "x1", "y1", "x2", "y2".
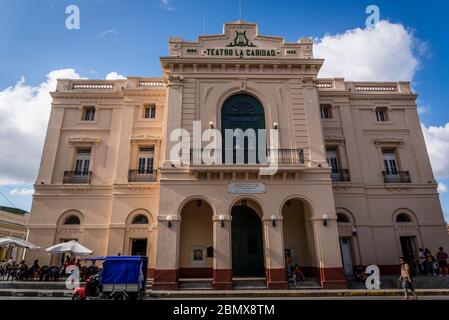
[
  {"x1": 233, "y1": 277, "x2": 267, "y2": 290},
  {"x1": 179, "y1": 278, "x2": 213, "y2": 290},
  {"x1": 288, "y1": 278, "x2": 321, "y2": 289},
  {"x1": 146, "y1": 278, "x2": 154, "y2": 290}
]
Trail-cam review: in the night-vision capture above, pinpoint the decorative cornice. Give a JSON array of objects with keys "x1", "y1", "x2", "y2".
[
  {"x1": 374, "y1": 137, "x2": 405, "y2": 147},
  {"x1": 130, "y1": 134, "x2": 161, "y2": 141},
  {"x1": 62, "y1": 128, "x2": 110, "y2": 133},
  {"x1": 133, "y1": 126, "x2": 163, "y2": 131},
  {"x1": 67, "y1": 137, "x2": 101, "y2": 145}
]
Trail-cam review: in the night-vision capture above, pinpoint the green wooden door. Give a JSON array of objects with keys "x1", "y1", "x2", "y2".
[
  {"x1": 231, "y1": 206, "x2": 264, "y2": 277},
  {"x1": 221, "y1": 94, "x2": 266, "y2": 164}
]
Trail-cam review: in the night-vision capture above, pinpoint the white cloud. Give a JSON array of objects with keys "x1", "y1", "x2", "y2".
[
  {"x1": 0, "y1": 69, "x2": 82, "y2": 185},
  {"x1": 418, "y1": 105, "x2": 431, "y2": 115},
  {"x1": 9, "y1": 188, "x2": 34, "y2": 196},
  {"x1": 422, "y1": 123, "x2": 449, "y2": 179},
  {"x1": 160, "y1": 0, "x2": 174, "y2": 11},
  {"x1": 98, "y1": 29, "x2": 119, "y2": 39},
  {"x1": 315, "y1": 21, "x2": 421, "y2": 81},
  {"x1": 438, "y1": 183, "x2": 448, "y2": 194},
  {"x1": 0, "y1": 69, "x2": 124, "y2": 186},
  {"x1": 105, "y1": 72, "x2": 126, "y2": 80}
]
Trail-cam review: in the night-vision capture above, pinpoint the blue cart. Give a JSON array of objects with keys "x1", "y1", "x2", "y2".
[
  {"x1": 77, "y1": 256, "x2": 148, "y2": 300},
  {"x1": 101, "y1": 256, "x2": 148, "y2": 300}
]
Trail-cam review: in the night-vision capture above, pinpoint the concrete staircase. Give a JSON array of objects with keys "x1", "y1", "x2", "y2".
[
  {"x1": 347, "y1": 275, "x2": 449, "y2": 289},
  {"x1": 179, "y1": 278, "x2": 213, "y2": 290},
  {"x1": 0, "y1": 281, "x2": 74, "y2": 298},
  {"x1": 288, "y1": 278, "x2": 321, "y2": 290},
  {"x1": 233, "y1": 277, "x2": 267, "y2": 290}
]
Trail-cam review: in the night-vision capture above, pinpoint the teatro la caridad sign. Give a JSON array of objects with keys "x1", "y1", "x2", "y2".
[{"x1": 204, "y1": 31, "x2": 279, "y2": 57}]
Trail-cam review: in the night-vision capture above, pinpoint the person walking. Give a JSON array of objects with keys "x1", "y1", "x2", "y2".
[
  {"x1": 418, "y1": 248, "x2": 426, "y2": 275},
  {"x1": 436, "y1": 247, "x2": 448, "y2": 276},
  {"x1": 424, "y1": 248, "x2": 436, "y2": 275},
  {"x1": 399, "y1": 257, "x2": 417, "y2": 300}
]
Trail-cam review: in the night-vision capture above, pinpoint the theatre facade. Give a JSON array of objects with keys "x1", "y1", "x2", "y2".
[{"x1": 27, "y1": 21, "x2": 449, "y2": 289}]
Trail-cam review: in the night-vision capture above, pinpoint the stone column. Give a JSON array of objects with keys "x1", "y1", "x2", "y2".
[
  {"x1": 36, "y1": 106, "x2": 64, "y2": 184},
  {"x1": 212, "y1": 215, "x2": 233, "y2": 290},
  {"x1": 161, "y1": 76, "x2": 184, "y2": 167},
  {"x1": 263, "y1": 217, "x2": 288, "y2": 289},
  {"x1": 152, "y1": 215, "x2": 180, "y2": 290},
  {"x1": 312, "y1": 218, "x2": 347, "y2": 289}
]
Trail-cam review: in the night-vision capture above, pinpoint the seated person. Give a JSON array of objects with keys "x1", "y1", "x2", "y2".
[
  {"x1": 354, "y1": 265, "x2": 368, "y2": 282},
  {"x1": 293, "y1": 264, "x2": 305, "y2": 281}
]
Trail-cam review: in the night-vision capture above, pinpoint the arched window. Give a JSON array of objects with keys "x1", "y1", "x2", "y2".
[
  {"x1": 337, "y1": 213, "x2": 350, "y2": 223},
  {"x1": 132, "y1": 214, "x2": 149, "y2": 225},
  {"x1": 64, "y1": 215, "x2": 81, "y2": 225},
  {"x1": 396, "y1": 213, "x2": 412, "y2": 223},
  {"x1": 221, "y1": 94, "x2": 265, "y2": 164}
]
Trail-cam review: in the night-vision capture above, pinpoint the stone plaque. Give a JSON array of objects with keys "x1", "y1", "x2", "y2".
[{"x1": 228, "y1": 183, "x2": 266, "y2": 194}]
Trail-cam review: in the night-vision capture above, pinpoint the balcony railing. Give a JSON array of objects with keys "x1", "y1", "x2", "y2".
[
  {"x1": 382, "y1": 171, "x2": 411, "y2": 184},
  {"x1": 128, "y1": 169, "x2": 157, "y2": 182},
  {"x1": 331, "y1": 169, "x2": 351, "y2": 182},
  {"x1": 63, "y1": 171, "x2": 92, "y2": 184},
  {"x1": 189, "y1": 149, "x2": 304, "y2": 165}
]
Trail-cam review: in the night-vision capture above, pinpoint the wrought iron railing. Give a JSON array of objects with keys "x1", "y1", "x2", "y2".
[
  {"x1": 189, "y1": 149, "x2": 304, "y2": 165},
  {"x1": 63, "y1": 171, "x2": 92, "y2": 184},
  {"x1": 128, "y1": 169, "x2": 157, "y2": 182},
  {"x1": 382, "y1": 171, "x2": 411, "y2": 184},
  {"x1": 331, "y1": 169, "x2": 351, "y2": 182}
]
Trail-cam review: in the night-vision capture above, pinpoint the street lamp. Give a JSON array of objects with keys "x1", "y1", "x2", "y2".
[
  {"x1": 322, "y1": 214, "x2": 329, "y2": 227},
  {"x1": 271, "y1": 215, "x2": 277, "y2": 227},
  {"x1": 352, "y1": 227, "x2": 358, "y2": 237},
  {"x1": 219, "y1": 215, "x2": 225, "y2": 228},
  {"x1": 166, "y1": 215, "x2": 173, "y2": 228}
]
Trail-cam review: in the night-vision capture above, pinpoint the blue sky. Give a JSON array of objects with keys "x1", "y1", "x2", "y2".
[{"x1": 0, "y1": 0, "x2": 449, "y2": 221}]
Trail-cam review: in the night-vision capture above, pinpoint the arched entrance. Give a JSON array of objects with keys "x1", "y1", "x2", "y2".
[
  {"x1": 221, "y1": 94, "x2": 266, "y2": 164},
  {"x1": 231, "y1": 204, "x2": 264, "y2": 277},
  {"x1": 179, "y1": 199, "x2": 214, "y2": 278},
  {"x1": 282, "y1": 198, "x2": 317, "y2": 278}
]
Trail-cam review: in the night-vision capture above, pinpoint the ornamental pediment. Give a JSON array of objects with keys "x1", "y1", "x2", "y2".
[
  {"x1": 167, "y1": 21, "x2": 314, "y2": 59},
  {"x1": 67, "y1": 137, "x2": 101, "y2": 145}
]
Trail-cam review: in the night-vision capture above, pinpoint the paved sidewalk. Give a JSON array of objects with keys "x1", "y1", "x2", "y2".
[{"x1": 149, "y1": 288, "x2": 449, "y2": 298}]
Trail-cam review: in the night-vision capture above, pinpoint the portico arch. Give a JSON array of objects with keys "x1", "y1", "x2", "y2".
[
  {"x1": 230, "y1": 198, "x2": 265, "y2": 277},
  {"x1": 179, "y1": 198, "x2": 214, "y2": 278},
  {"x1": 281, "y1": 198, "x2": 317, "y2": 277}
]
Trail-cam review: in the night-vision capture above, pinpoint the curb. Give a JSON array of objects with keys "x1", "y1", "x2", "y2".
[
  {"x1": 148, "y1": 289, "x2": 449, "y2": 298},
  {"x1": 0, "y1": 290, "x2": 73, "y2": 298}
]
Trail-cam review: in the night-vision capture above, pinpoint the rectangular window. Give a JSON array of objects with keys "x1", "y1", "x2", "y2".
[
  {"x1": 193, "y1": 249, "x2": 203, "y2": 261},
  {"x1": 320, "y1": 105, "x2": 333, "y2": 119},
  {"x1": 144, "y1": 105, "x2": 156, "y2": 119},
  {"x1": 74, "y1": 148, "x2": 91, "y2": 175},
  {"x1": 376, "y1": 108, "x2": 388, "y2": 122},
  {"x1": 82, "y1": 107, "x2": 95, "y2": 121},
  {"x1": 326, "y1": 147, "x2": 340, "y2": 173},
  {"x1": 137, "y1": 146, "x2": 154, "y2": 174},
  {"x1": 383, "y1": 149, "x2": 399, "y2": 175}
]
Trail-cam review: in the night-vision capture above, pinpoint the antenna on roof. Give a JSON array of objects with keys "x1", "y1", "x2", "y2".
[
  {"x1": 202, "y1": 11, "x2": 206, "y2": 35},
  {"x1": 239, "y1": 0, "x2": 243, "y2": 22}
]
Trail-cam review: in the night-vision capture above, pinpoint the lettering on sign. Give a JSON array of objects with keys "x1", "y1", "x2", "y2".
[{"x1": 228, "y1": 183, "x2": 266, "y2": 194}]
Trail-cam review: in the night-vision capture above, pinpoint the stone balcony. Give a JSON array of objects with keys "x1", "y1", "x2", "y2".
[
  {"x1": 317, "y1": 78, "x2": 412, "y2": 94},
  {"x1": 55, "y1": 77, "x2": 165, "y2": 93}
]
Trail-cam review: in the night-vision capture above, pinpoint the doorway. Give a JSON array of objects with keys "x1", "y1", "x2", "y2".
[
  {"x1": 400, "y1": 237, "x2": 417, "y2": 266},
  {"x1": 131, "y1": 239, "x2": 148, "y2": 256},
  {"x1": 231, "y1": 205, "x2": 264, "y2": 277},
  {"x1": 339, "y1": 237, "x2": 354, "y2": 276}
]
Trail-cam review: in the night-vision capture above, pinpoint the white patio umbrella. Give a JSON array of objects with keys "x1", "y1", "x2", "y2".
[
  {"x1": 0, "y1": 236, "x2": 41, "y2": 251},
  {"x1": 45, "y1": 240, "x2": 93, "y2": 256}
]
